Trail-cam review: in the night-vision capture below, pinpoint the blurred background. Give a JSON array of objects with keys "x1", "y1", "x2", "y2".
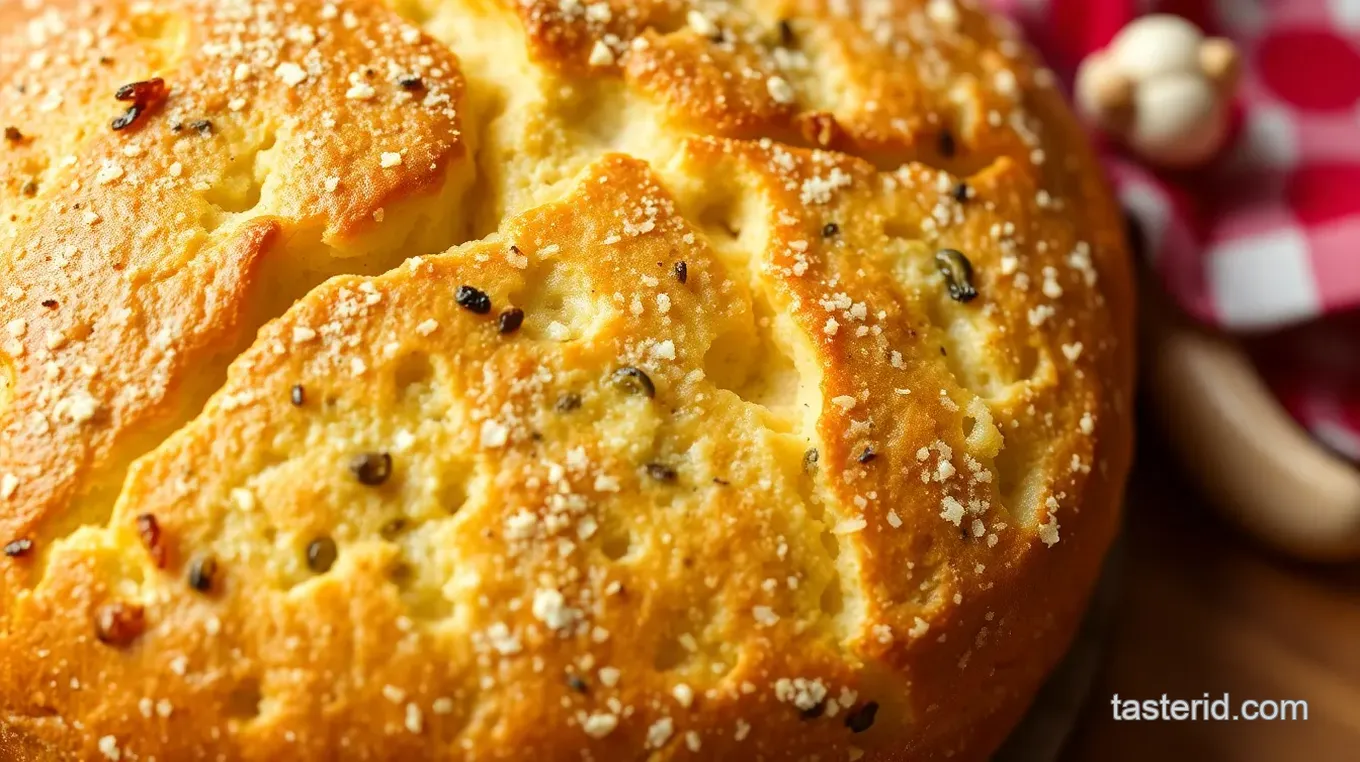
[{"x1": 1058, "y1": 409, "x2": 1360, "y2": 760}]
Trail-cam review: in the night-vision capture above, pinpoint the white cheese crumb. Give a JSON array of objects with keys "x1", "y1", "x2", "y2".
[
  {"x1": 766, "y1": 75, "x2": 796, "y2": 104},
  {"x1": 686, "y1": 10, "x2": 719, "y2": 37},
  {"x1": 346, "y1": 81, "x2": 377, "y2": 100},
  {"x1": 939, "y1": 495, "x2": 965, "y2": 526},
  {"x1": 582, "y1": 712, "x2": 619, "y2": 738},
  {"x1": 1041, "y1": 267, "x2": 1064, "y2": 298},
  {"x1": 546, "y1": 321, "x2": 570, "y2": 341},
  {"x1": 65, "y1": 393, "x2": 99, "y2": 424},
  {"x1": 480, "y1": 419, "x2": 509, "y2": 448},
  {"x1": 735, "y1": 719, "x2": 751, "y2": 741},
  {"x1": 672, "y1": 683, "x2": 694, "y2": 708},
  {"x1": 774, "y1": 677, "x2": 827, "y2": 711},
  {"x1": 433, "y1": 698, "x2": 455, "y2": 715},
  {"x1": 95, "y1": 162, "x2": 124, "y2": 185},
  {"x1": 752, "y1": 605, "x2": 780, "y2": 626},
  {"x1": 486, "y1": 622, "x2": 522, "y2": 655},
  {"x1": 647, "y1": 717, "x2": 674, "y2": 748},
  {"x1": 0, "y1": 474, "x2": 18, "y2": 500},
  {"x1": 1038, "y1": 514, "x2": 1061, "y2": 547},
  {"x1": 97, "y1": 735, "x2": 121, "y2": 760},
  {"x1": 416, "y1": 319, "x2": 439, "y2": 336},
  {"x1": 275, "y1": 62, "x2": 308, "y2": 87},
  {"x1": 292, "y1": 326, "x2": 317, "y2": 343},
  {"x1": 830, "y1": 395, "x2": 857, "y2": 411},
  {"x1": 405, "y1": 703, "x2": 424, "y2": 734},
  {"x1": 1027, "y1": 305, "x2": 1055, "y2": 326},
  {"x1": 1061, "y1": 342, "x2": 1084, "y2": 361},
  {"x1": 886, "y1": 510, "x2": 902, "y2": 528},
  {"x1": 598, "y1": 666, "x2": 620, "y2": 687},
  {"x1": 1079, "y1": 411, "x2": 1095, "y2": 435},
  {"x1": 908, "y1": 616, "x2": 931, "y2": 638},
  {"x1": 382, "y1": 685, "x2": 407, "y2": 703},
  {"x1": 651, "y1": 340, "x2": 676, "y2": 360},
  {"x1": 685, "y1": 731, "x2": 702, "y2": 752},
  {"x1": 533, "y1": 588, "x2": 581, "y2": 631},
  {"x1": 168, "y1": 161, "x2": 183, "y2": 177},
  {"x1": 380, "y1": 152, "x2": 403, "y2": 168},
  {"x1": 593, "y1": 474, "x2": 620, "y2": 492},
  {"x1": 588, "y1": 40, "x2": 616, "y2": 67}
]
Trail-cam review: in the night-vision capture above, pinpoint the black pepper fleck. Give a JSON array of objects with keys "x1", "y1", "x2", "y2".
[
  {"x1": 822, "y1": 222, "x2": 840, "y2": 238},
  {"x1": 858, "y1": 447, "x2": 876, "y2": 464},
  {"x1": 351, "y1": 452, "x2": 392, "y2": 486},
  {"x1": 777, "y1": 19, "x2": 795, "y2": 46},
  {"x1": 674, "y1": 260, "x2": 688, "y2": 284},
  {"x1": 3, "y1": 126, "x2": 21, "y2": 142},
  {"x1": 566, "y1": 675, "x2": 589, "y2": 693},
  {"x1": 845, "y1": 701, "x2": 879, "y2": 733},
  {"x1": 935, "y1": 248, "x2": 978, "y2": 303},
  {"x1": 110, "y1": 78, "x2": 167, "y2": 132},
  {"x1": 189, "y1": 119, "x2": 213, "y2": 135},
  {"x1": 110, "y1": 104, "x2": 144, "y2": 131},
  {"x1": 610, "y1": 366, "x2": 655, "y2": 398},
  {"x1": 3, "y1": 538, "x2": 33, "y2": 558},
  {"x1": 803, "y1": 448, "x2": 819, "y2": 472},
  {"x1": 498, "y1": 307, "x2": 525, "y2": 334},
  {"x1": 290, "y1": 384, "x2": 305, "y2": 406},
  {"x1": 951, "y1": 182, "x2": 970, "y2": 202},
  {"x1": 188, "y1": 555, "x2": 217, "y2": 593},
  {"x1": 455, "y1": 285, "x2": 492, "y2": 314},
  {"x1": 938, "y1": 129, "x2": 957, "y2": 158},
  {"x1": 41, "y1": 299, "x2": 58, "y2": 309},
  {"x1": 397, "y1": 75, "x2": 424, "y2": 90},
  {"x1": 555, "y1": 392, "x2": 582, "y2": 412},
  {"x1": 306, "y1": 536, "x2": 338, "y2": 573},
  {"x1": 645, "y1": 463, "x2": 677, "y2": 482}
]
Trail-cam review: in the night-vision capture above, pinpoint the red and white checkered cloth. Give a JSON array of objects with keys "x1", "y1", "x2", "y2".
[{"x1": 988, "y1": 0, "x2": 1360, "y2": 459}]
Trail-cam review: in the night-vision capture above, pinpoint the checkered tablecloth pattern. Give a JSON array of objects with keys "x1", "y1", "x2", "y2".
[{"x1": 987, "y1": 0, "x2": 1360, "y2": 459}]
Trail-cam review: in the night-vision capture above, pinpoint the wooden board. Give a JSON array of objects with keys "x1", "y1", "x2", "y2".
[{"x1": 1061, "y1": 418, "x2": 1360, "y2": 760}]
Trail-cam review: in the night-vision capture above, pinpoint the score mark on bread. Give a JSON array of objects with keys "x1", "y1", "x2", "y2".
[{"x1": 0, "y1": 0, "x2": 1134, "y2": 760}]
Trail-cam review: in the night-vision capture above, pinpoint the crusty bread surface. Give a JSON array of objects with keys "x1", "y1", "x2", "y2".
[{"x1": 0, "y1": 0, "x2": 1133, "y2": 759}]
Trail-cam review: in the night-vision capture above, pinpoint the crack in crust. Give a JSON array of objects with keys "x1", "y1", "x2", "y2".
[{"x1": 0, "y1": 0, "x2": 1134, "y2": 760}]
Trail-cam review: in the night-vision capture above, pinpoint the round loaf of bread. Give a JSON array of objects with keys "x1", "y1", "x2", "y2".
[{"x1": 0, "y1": 0, "x2": 1134, "y2": 759}]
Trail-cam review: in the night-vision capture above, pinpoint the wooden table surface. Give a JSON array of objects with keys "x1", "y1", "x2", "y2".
[{"x1": 1060, "y1": 422, "x2": 1360, "y2": 761}]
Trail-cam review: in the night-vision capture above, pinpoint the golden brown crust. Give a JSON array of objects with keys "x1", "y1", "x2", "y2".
[
  {"x1": 0, "y1": 0, "x2": 470, "y2": 605},
  {"x1": 2, "y1": 0, "x2": 1133, "y2": 760}
]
